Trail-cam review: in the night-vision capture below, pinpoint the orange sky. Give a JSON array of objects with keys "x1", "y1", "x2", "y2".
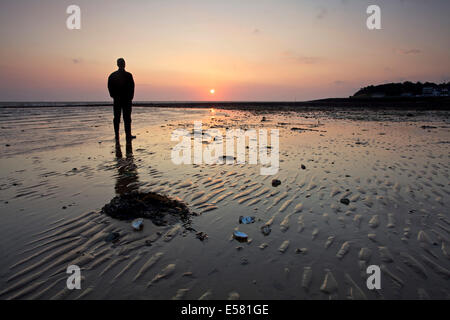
[{"x1": 0, "y1": 0, "x2": 449, "y2": 101}]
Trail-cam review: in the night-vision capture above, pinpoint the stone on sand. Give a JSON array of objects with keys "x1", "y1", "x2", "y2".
[{"x1": 320, "y1": 270, "x2": 338, "y2": 294}]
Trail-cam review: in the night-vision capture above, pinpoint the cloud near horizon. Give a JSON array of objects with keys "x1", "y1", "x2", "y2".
[
  {"x1": 395, "y1": 49, "x2": 422, "y2": 55},
  {"x1": 282, "y1": 51, "x2": 324, "y2": 65}
]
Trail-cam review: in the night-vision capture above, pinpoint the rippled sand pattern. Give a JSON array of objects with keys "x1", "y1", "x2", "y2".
[{"x1": 0, "y1": 107, "x2": 449, "y2": 299}]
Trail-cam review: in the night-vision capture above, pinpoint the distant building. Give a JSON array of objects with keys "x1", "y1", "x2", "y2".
[
  {"x1": 422, "y1": 87, "x2": 433, "y2": 96},
  {"x1": 422, "y1": 87, "x2": 440, "y2": 97},
  {"x1": 371, "y1": 93, "x2": 385, "y2": 98},
  {"x1": 401, "y1": 92, "x2": 413, "y2": 97},
  {"x1": 442, "y1": 88, "x2": 449, "y2": 96}
]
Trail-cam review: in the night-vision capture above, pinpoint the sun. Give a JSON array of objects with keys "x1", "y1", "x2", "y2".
[{"x1": 210, "y1": 89, "x2": 215, "y2": 94}]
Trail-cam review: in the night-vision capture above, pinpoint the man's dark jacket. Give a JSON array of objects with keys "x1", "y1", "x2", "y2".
[{"x1": 108, "y1": 70, "x2": 135, "y2": 101}]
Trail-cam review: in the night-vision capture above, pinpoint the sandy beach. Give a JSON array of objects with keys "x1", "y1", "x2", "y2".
[{"x1": 0, "y1": 106, "x2": 449, "y2": 300}]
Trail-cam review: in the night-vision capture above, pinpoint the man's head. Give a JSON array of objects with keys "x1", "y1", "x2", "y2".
[{"x1": 117, "y1": 58, "x2": 126, "y2": 70}]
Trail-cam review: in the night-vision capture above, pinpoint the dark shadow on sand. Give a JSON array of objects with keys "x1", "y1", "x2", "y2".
[
  {"x1": 115, "y1": 140, "x2": 139, "y2": 195},
  {"x1": 104, "y1": 140, "x2": 195, "y2": 228}
]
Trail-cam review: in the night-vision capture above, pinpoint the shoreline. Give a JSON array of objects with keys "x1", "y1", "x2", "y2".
[{"x1": 0, "y1": 97, "x2": 449, "y2": 110}]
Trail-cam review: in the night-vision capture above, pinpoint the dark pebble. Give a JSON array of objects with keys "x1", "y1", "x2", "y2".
[
  {"x1": 196, "y1": 232, "x2": 208, "y2": 241},
  {"x1": 145, "y1": 240, "x2": 153, "y2": 246},
  {"x1": 105, "y1": 232, "x2": 120, "y2": 243},
  {"x1": 272, "y1": 179, "x2": 281, "y2": 187},
  {"x1": 261, "y1": 225, "x2": 272, "y2": 236}
]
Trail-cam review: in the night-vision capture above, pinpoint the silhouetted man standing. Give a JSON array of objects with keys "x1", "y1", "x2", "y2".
[{"x1": 108, "y1": 58, "x2": 135, "y2": 141}]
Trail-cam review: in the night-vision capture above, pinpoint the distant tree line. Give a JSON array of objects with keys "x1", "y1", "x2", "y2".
[{"x1": 353, "y1": 81, "x2": 450, "y2": 97}]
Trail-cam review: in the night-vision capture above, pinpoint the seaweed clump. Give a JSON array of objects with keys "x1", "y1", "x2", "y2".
[{"x1": 101, "y1": 191, "x2": 192, "y2": 226}]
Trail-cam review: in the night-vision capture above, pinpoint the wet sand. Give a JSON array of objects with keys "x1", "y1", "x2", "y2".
[{"x1": 0, "y1": 106, "x2": 449, "y2": 299}]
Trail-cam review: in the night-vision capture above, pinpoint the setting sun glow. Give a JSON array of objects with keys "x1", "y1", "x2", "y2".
[{"x1": 210, "y1": 89, "x2": 215, "y2": 94}]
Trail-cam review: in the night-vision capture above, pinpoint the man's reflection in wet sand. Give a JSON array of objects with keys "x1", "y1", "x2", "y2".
[{"x1": 115, "y1": 140, "x2": 139, "y2": 195}]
